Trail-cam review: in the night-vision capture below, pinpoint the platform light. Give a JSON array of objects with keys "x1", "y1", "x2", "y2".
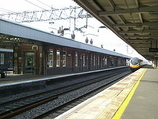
[
  {"x1": 99, "y1": 26, "x2": 106, "y2": 28},
  {"x1": 85, "y1": 37, "x2": 89, "y2": 43},
  {"x1": 98, "y1": 26, "x2": 107, "y2": 32}
]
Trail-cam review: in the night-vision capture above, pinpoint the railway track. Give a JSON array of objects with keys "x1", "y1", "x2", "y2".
[{"x1": 0, "y1": 67, "x2": 131, "y2": 119}]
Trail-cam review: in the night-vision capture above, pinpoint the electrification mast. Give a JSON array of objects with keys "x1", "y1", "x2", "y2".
[{"x1": 0, "y1": 6, "x2": 92, "y2": 23}]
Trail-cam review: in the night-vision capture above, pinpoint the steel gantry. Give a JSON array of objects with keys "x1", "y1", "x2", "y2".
[{"x1": 0, "y1": 6, "x2": 92, "y2": 23}]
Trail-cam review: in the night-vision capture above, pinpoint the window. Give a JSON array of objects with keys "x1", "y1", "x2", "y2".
[
  {"x1": 75, "y1": 52, "x2": 78, "y2": 66},
  {"x1": 0, "y1": 53, "x2": 4, "y2": 64},
  {"x1": 83, "y1": 54, "x2": 85, "y2": 66},
  {"x1": 98, "y1": 56, "x2": 100, "y2": 65},
  {"x1": 56, "y1": 50, "x2": 60, "y2": 67},
  {"x1": 104, "y1": 57, "x2": 107, "y2": 65},
  {"x1": 62, "y1": 51, "x2": 66, "y2": 67},
  {"x1": 94, "y1": 55, "x2": 96, "y2": 66},
  {"x1": 90, "y1": 54, "x2": 93, "y2": 66},
  {"x1": 48, "y1": 49, "x2": 53, "y2": 67}
]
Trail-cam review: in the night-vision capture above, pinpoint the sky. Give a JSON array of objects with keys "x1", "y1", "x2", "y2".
[{"x1": 0, "y1": 0, "x2": 144, "y2": 59}]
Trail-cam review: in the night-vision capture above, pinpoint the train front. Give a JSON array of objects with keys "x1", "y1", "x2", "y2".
[{"x1": 129, "y1": 57, "x2": 142, "y2": 71}]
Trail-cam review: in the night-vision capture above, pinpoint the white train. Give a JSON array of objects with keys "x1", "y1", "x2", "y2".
[{"x1": 129, "y1": 57, "x2": 148, "y2": 71}]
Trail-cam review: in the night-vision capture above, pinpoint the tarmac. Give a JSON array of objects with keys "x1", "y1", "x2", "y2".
[{"x1": 121, "y1": 67, "x2": 158, "y2": 119}]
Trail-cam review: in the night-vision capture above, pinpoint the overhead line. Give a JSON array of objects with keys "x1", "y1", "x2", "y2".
[
  {"x1": 25, "y1": 0, "x2": 47, "y2": 10},
  {"x1": 0, "y1": 8, "x2": 16, "y2": 13},
  {"x1": 36, "y1": 0, "x2": 51, "y2": 8}
]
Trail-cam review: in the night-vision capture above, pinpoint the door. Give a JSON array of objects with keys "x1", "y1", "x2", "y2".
[{"x1": 24, "y1": 51, "x2": 35, "y2": 74}]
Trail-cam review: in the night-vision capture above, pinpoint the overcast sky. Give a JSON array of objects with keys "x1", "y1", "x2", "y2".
[
  {"x1": 0, "y1": 0, "x2": 77, "y2": 12},
  {"x1": 0, "y1": 0, "x2": 143, "y2": 58}
]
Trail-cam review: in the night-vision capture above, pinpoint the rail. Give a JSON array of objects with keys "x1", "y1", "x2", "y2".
[{"x1": 0, "y1": 67, "x2": 131, "y2": 119}]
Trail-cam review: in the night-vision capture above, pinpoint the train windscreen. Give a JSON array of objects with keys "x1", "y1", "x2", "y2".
[{"x1": 131, "y1": 58, "x2": 139, "y2": 65}]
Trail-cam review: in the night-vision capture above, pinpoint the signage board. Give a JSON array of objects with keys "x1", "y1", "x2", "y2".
[{"x1": 149, "y1": 48, "x2": 158, "y2": 52}]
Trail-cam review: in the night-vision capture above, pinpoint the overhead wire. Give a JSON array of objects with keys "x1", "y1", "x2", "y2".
[
  {"x1": 0, "y1": 0, "x2": 95, "y2": 37},
  {"x1": 25, "y1": 0, "x2": 47, "y2": 10},
  {"x1": 31, "y1": 0, "x2": 74, "y2": 32},
  {"x1": 31, "y1": 0, "x2": 94, "y2": 30},
  {"x1": 0, "y1": 8, "x2": 16, "y2": 14},
  {"x1": 36, "y1": 0, "x2": 51, "y2": 8},
  {"x1": 34, "y1": 0, "x2": 93, "y2": 33}
]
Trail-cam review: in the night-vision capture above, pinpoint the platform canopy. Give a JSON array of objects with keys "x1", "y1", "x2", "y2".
[{"x1": 74, "y1": 0, "x2": 158, "y2": 60}]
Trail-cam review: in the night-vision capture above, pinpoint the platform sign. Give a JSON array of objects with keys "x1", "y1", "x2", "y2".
[{"x1": 149, "y1": 48, "x2": 158, "y2": 52}]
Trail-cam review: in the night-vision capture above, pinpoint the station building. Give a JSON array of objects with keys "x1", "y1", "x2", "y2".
[{"x1": 0, "y1": 18, "x2": 130, "y2": 76}]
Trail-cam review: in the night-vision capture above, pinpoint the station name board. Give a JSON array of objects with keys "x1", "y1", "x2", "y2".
[{"x1": 149, "y1": 48, "x2": 158, "y2": 52}]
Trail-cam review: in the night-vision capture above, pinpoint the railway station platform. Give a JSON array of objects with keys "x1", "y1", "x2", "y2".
[
  {"x1": 0, "y1": 73, "x2": 56, "y2": 86},
  {"x1": 55, "y1": 65, "x2": 158, "y2": 119}
]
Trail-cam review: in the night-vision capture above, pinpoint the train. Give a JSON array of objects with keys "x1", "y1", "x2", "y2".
[{"x1": 129, "y1": 57, "x2": 148, "y2": 71}]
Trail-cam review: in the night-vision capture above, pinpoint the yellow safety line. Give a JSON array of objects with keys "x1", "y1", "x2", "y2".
[{"x1": 112, "y1": 68, "x2": 147, "y2": 119}]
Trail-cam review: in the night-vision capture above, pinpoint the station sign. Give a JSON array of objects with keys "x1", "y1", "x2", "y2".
[{"x1": 149, "y1": 48, "x2": 158, "y2": 52}]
